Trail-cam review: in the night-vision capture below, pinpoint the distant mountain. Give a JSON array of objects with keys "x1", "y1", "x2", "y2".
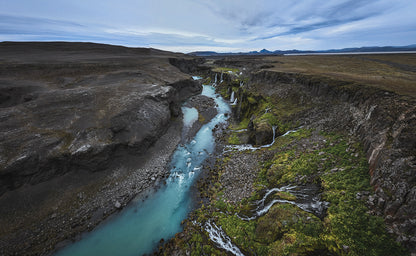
[
  {"x1": 188, "y1": 51, "x2": 223, "y2": 56},
  {"x1": 189, "y1": 45, "x2": 416, "y2": 56},
  {"x1": 324, "y1": 45, "x2": 416, "y2": 53}
]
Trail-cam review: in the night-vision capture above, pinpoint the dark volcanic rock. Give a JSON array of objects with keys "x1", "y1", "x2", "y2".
[
  {"x1": 182, "y1": 94, "x2": 217, "y2": 142},
  {"x1": 1, "y1": 83, "x2": 176, "y2": 194},
  {"x1": 0, "y1": 42, "x2": 202, "y2": 255},
  {"x1": 0, "y1": 42, "x2": 201, "y2": 195},
  {"x1": 250, "y1": 120, "x2": 274, "y2": 146},
  {"x1": 168, "y1": 57, "x2": 208, "y2": 74}
]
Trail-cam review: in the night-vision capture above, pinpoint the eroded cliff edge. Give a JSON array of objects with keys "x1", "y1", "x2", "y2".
[
  {"x1": 0, "y1": 42, "x2": 202, "y2": 255},
  {"x1": 247, "y1": 70, "x2": 416, "y2": 250},
  {"x1": 163, "y1": 56, "x2": 415, "y2": 254}
]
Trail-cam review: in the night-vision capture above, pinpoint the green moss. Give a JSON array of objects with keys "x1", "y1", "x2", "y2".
[
  {"x1": 275, "y1": 191, "x2": 296, "y2": 201},
  {"x1": 215, "y1": 213, "x2": 269, "y2": 255},
  {"x1": 257, "y1": 204, "x2": 322, "y2": 242},
  {"x1": 204, "y1": 77, "x2": 212, "y2": 84},
  {"x1": 201, "y1": 245, "x2": 223, "y2": 255},
  {"x1": 256, "y1": 131, "x2": 407, "y2": 255},
  {"x1": 258, "y1": 112, "x2": 279, "y2": 126},
  {"x1": 230, "y1": 117, "x2": 250, "y2": 130},
  {"x1": 189, "y1": 233, "x2": 203, "y2": 256},
  {"x1": 198, "y1": 113, "x2": 205, "y2": 123},
  {"x1": 316, "y1": 133, "x2": 405, "y2": 255},
  {"x1": 324, "y1": 201, "x2": 404, "y2": 256},
  {"x1": 228, "y1": 133, "x2": 241, "y2": 145},
  {"x1": 247, "y1": 96, "x2": 257, "y2": 104}
]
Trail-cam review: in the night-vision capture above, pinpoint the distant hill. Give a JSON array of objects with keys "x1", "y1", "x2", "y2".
[{"x1": 189, "y1": 45, "x2": 416, "y2": 56}]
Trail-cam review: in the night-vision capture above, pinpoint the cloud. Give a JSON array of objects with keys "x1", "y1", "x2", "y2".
[{"x1": 0, "y1": 14, "x2": 84, "y2": 35}]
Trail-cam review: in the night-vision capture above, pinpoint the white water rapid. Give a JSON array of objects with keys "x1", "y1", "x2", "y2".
[{"x1": 205, "y1": 220, "x2": 245, "y2": 256}]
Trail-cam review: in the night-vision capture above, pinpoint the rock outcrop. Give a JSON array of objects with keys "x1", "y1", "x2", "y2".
[
  {"x1": 0, "y1": 42, "x2": 201, "y2": 196},
  {"x1": 0, "y1": 42, "x2": 202, "y2": 255}
]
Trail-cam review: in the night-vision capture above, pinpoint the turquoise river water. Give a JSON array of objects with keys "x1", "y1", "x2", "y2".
[{"x1": 56, "y1": 84, "x2": 231, "y2": 256}]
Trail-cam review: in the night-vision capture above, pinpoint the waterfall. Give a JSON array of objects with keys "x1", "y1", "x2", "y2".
[
  {"x1": 220, "y1": 72, "x2": 224, "y2": 84},
  {"x1": 239, "y1": 81, "x2": 243, "y2": 87},
  {"x1": 205, "y1": 220, "x2": 245, "y2": 256},
  {"x1": 224, "y1": 125, "x2": 278, "y2": 152},
  {"x1": 212, "y1": 73, "x2": 218, "y2": 87},
  {"x1": 270, "y1": 126, "x2": 276, "y2": 145},
  {"x1": 230, "y1": 91, "x2": 238, "y2": 106},
  {"x1": 237, "y1": 184, "x2": 328, "y2": 221}
]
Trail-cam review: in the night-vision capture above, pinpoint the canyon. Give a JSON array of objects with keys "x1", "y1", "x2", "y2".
[{"x1": 0, "y1": 43, "x2": 415, "y2": 255}]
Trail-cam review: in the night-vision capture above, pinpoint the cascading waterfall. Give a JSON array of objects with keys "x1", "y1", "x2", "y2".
[
  {"x1": 238, "y1": 184, "x2": 329, "y2": 221},
  {"x1": 261, "y1": 125, "x2": 277, "y2": 148},
  {"x1": 229, "y1": 91, "x2": 238, "y2": 105},
  {"x1": 230, "y1": 91, "x2": 235, "y2": 103},
  {"x1": 224, "y1": 127, "x2": 303, "y2": 152},
  {"x1": 220, "y1": 72, "x2": 224, "y2": 84},
  {"x1": 225, "y1": 125, "x2": 278, "y2": 152},
  {"x1": 205, "y1": 220, "x2": 245, "y2": 256}
]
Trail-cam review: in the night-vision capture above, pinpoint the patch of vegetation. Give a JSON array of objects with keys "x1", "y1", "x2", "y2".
[
  {"x1": 247, "y1": 96, "x2": 257, "y2": 104},
  {"x1": 215, "y1": 212, "x2": 267, "y2": 254},
  {"x1": 317, "y1": 135, "x2": 404, "y2": 256},
  {"x1": 230, "y1": 117, "x2": 250, "y2": 130},
  {"x1": 198, "y1": 113, "x2": 205, "y2": 123},
  {"x1": 255, "y1": 130, "x2": 406, "y2": 255},
  {"x1": 204, "y1": 77, "x2": 212, "y2": 84},
  {"x1": 227, "y1": 133, "x2": 241, "y2": 145},
  {"x1": 212, "y1": 67, "x2": 240, "y2": 73},
  {"x1": 275, "y1": 191, "x2": 296, "y2": 201},
  {"x1": 185, "y1": 128, "x2": 406, "y2": 256}
]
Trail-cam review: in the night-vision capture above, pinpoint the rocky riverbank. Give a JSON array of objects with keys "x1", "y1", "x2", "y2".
[{"x1": 0, "y1": 42, "x2": 205, "y2": 255}]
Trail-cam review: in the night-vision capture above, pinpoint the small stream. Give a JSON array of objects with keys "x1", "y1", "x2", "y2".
[
  {"x1": 55, "y1": 84, "x2": 230, "y2": 256},
  {"x1": 224, "y1": 127, "x2": 300, "y2": 152}
]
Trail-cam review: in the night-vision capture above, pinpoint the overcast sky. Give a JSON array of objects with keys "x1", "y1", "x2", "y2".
[{"x1": 0, "y1": 0, "x2": 415, "y2": 53}]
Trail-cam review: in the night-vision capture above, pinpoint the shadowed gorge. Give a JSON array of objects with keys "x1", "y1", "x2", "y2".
[
  {"x1": 0, "y1": 43, "x2": 415, "y2": 256},
  {"x1": 0, "y1": 42, "x2": 204, "y2": 255}
]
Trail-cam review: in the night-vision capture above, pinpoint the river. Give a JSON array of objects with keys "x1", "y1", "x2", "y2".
[{"x1": 55, "y1": 84, "x2": 231, "y2": 256}]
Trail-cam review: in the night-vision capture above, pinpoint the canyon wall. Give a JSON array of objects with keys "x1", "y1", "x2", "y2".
[
  {"x1": 0, "y1": 42, "x2": 203, "y2": 255},
  {"x1": 0, "y1": 42, "x2": 202, "y2": 196},
  {"x1": 247, "y1": 70, "x2": 415, "y2": 250}
]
